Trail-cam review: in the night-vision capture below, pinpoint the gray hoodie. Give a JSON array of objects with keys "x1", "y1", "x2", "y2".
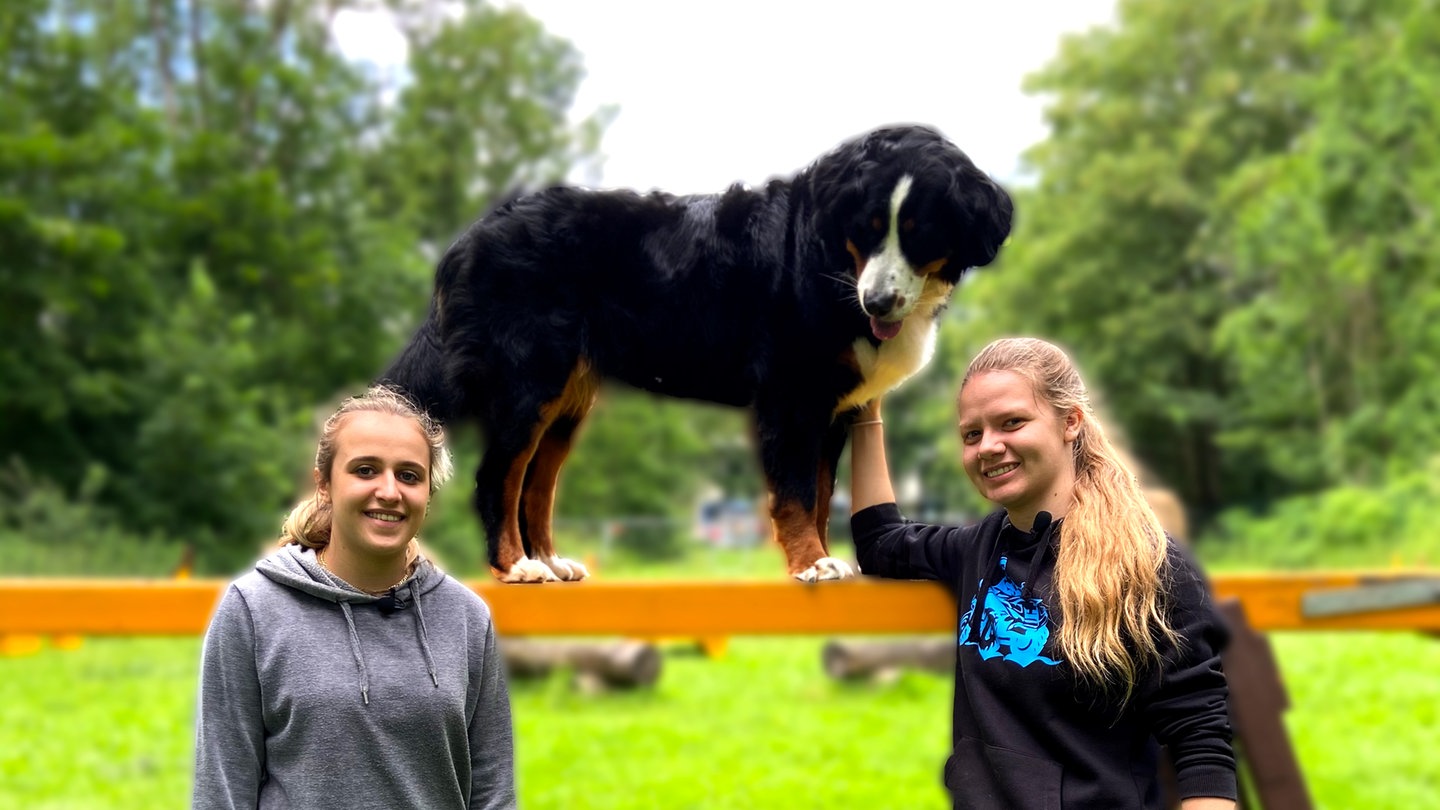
[{"x1": 192, "y1": 544, "x2": 517, "y2": 810}]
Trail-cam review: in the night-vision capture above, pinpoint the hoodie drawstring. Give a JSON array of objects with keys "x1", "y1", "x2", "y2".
[
  {"x1": 338, "y1": 601, "x2": 371, "y2": 705},
  {"x1": 965, "y1": 539, "x2": 1008, "y2": 645},
  {"x1": 966, "y1": 513, "x2": 1056, "y2": 644},
  {"x1": 409, "y1": 579, "x2": 440, "y2": 688},
  {"x1": 1020, "y1": 520, "x2": 1055, "y2": 601},
  {"x1": 269, "y1": 547, "x2": 440, "y2": 706}
]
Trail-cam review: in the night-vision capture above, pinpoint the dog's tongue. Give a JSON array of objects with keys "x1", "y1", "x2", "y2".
[{"x1": 871, "y1": 317, "x2": 903, "y2": 341}]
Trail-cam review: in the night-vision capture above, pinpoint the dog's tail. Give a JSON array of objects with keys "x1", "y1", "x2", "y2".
[{"x1": 379, "y1": 301, "x2": 456, "y2": 423}]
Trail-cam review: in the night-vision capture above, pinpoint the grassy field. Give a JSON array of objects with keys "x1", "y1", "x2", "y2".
[
  {"x1": 2, "y1": 628, "x2": 1438, "y2": 809},
  {"x1": 4, "y1": 516, "x2": 1436, "y2": 808}
]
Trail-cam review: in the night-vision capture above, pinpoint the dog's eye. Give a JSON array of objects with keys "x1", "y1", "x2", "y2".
[
  {"x1": 902, "y1": 219, "x2": 916, "y2": 233},
  {"x1": 870, "y1": 216, "x2": 885, "y2": 232}
]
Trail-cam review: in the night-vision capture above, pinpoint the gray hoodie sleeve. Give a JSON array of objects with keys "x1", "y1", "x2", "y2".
[
  {"x1": 467, "y1": 615, "x2": 517, "y2": 810},
  {"x1": 192, "y1": 584, "x2": 265, "y2": 810}
]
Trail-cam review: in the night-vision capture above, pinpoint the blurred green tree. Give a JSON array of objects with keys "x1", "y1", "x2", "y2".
[
  {"x1": 945, "y1": 0, "x2": 1440, "y2": 529},
  {"x1": 0, "y1": 0, "x2": 601, "y2": 571},
  {"x1": 1204, "y1": 0, "x2": 1440, "y2": 491},
  {"x1": 368, "y1": 0, "x2": 612, "y2": 248}
]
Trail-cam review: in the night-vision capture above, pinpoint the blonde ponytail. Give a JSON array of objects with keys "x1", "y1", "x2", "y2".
[
  {"x1": 1055, "y1": 414, "x2": 1178, "y2": 703},
  {"x1": 278, "y1": 493, "x2": 333, "y2": 549}
]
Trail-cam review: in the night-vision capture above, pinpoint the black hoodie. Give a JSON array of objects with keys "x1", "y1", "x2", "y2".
[{"x1": 852, "y1": 503, "x2": 1236, "y2": 810}]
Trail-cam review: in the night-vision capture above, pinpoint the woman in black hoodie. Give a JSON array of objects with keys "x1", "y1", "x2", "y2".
[{"x1": 849, "y1": 337, "x2": 1236, "y2": 810}]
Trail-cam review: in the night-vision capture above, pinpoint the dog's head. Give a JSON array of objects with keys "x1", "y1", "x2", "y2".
[{"x1": 806, "y1": 125, "x2": 1013, "y2": 340}]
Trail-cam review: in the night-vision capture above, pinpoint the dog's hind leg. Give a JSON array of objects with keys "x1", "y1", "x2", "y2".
[
  {"x1": 475, "y1": 359, "x2": 598, "y2": 584},
  {"x1": 520, "y1": 363, "x2": 599, "y2": 581},
  {"x1": 475, "y1": 417, "x2": 558, "y2": 583},
  {"x1": 472, "y1": 373, "x2": 568, "y2": 583}
]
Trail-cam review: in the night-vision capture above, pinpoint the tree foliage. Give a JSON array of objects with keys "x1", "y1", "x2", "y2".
[
  {"x1": 946, "y1": 0, "x2": 1440, "y2": 528},
  {"x1": 1206, "y1": 0, "x2": 1440, "y2": 490},
  {"x1": 367, "y1": 0, "x2": 610, "y2": 249},
  {"x1": 0, "y1": 0, "x2": 602, "y2": 570},
  {"x1": 5, "y1": 0, "x2": 1438, "y2": 571}
]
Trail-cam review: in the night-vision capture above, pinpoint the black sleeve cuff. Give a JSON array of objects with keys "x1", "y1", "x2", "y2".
[
  {"x1": 1176, "y1": 764, "x2": 1239, "y2": 803},
  {"x1": 850, "y1": 502, "x2": 904, "y2": 539}
]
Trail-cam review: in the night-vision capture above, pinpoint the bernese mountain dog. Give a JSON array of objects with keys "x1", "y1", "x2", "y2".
[{"x1": 384, "y1": 124, "x2": 1013, "y2": 583}]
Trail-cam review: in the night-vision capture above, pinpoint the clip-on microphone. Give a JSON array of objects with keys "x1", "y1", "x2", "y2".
[
  {"x1": 376, "y1": 587, "x2": 408, "y2": 616},
  {"x1": 1030, "y1": 511, "x2": 1053, "y2": 541}
]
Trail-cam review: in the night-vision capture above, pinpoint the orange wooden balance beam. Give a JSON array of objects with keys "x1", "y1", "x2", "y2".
[{"x1": 1, "y1": 572, "x2": 1438, "y2": 637}]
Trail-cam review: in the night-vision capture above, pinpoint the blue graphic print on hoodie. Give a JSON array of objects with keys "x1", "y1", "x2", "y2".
[{"x1": 959, "y1": 555, "x2": 1060, "y2": 667}]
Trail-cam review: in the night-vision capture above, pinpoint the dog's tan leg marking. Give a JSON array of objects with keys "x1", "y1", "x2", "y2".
[
  {"x1": 522, "y1": 432, "x2": 588, "y2": 580},
  {"x1": 772, "y1": 498, "x2": 822, "y2": 571},
  {"x1": 496, "y1": 435, "x2": 557, "y2": 583},
  {"x1": 521, "y1": 362, "x2": 599, "y2": 582},
  {"x1": 772, "y1": 497, "x2": 855, "y2": 584},
  {"x1": 494, "y1": 377, "x2": 586, "y2": 584}
]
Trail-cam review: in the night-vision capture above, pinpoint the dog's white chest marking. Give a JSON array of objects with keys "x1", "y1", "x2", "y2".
[{"x1": 837, "y1": 277, "x2": 952, "y2": 412}]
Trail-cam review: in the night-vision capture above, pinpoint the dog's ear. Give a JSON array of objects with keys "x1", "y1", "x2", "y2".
[{"x1": 950, "y1": 170, "x2": 1014, "y2": 269}]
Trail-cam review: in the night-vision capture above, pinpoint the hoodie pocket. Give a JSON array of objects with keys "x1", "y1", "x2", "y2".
[{"x1": 944, "y1": 737, "x2": 1061, "y2": 810}]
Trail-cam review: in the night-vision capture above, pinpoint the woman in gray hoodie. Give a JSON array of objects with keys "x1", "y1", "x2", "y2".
[{"x1": 192, "y1": 385, "x2": 517, "y2": 810}]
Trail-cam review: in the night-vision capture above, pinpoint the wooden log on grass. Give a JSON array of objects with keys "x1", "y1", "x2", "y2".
[
  {"x1": 822, "y1": 637, "x2": 955, "y2": 680},
  {"x1": 500, "y1": 638, "x2": 662, "y2": 689}
]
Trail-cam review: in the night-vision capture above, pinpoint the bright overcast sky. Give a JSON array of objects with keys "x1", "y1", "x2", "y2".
[{"x1": 336, "y1": 0, "x2": 1118, "y2": 193}]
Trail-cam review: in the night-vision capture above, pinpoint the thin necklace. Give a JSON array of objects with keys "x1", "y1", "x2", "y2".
[{"x1": 317, "y1": 549, "x2": 414, "y2": 596}]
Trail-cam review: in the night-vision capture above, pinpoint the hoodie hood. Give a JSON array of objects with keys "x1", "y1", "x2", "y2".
[
  {"x1": 257, "y1": 543, "x2": 445, "y2": 604},
  {"x1": 258, "y1": 544, "x2": 445, "y2": 704}
]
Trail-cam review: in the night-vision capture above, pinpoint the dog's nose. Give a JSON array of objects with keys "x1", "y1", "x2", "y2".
[{"x1": 863, "y1": 289, "x2": 902, "y2": 317}]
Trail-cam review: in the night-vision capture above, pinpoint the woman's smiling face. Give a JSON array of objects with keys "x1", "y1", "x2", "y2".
[
  {"x1": 319, "y1": 411, "x2": 432, "y2": 562},
  {"x1": 958, "y1": 369, "x2": 1081, "y2": 527}
]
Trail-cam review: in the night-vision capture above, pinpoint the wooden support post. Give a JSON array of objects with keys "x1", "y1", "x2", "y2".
[
  {"x1": 1162, "y1": 598, "x2": 1315, "y2": 809},
  {"x1": 499, "y1": 638, "x2": 662, "y2": 691},
  {"x1": 1216, "y1": 597, "x2": 1313, "y2": 810}
]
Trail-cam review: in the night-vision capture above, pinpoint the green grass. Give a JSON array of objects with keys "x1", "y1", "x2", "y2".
[
  {"x1": 0, "y1": 638, "x2": 197, "y2": 810},
  {"x1": 511, "y1": 638, "x2": 951, "y2": 809},
  {"x1": 1270, "y1": 633, "x2": 1440, "y2": 808},
  {"x1": 3, "y1": 632, "x2": 1438, "y2": 809}
]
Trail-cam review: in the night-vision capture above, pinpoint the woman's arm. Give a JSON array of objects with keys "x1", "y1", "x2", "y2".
[
  {"x1": 848, "y1": 398, "x2": 977, "y2": 581},
  {"x1": 192, "y1": 586, "x2": 266, "y2": 810},
  {"x1": 468, "y1": 614, "x2": 518, "y2": 810},
  {"x1": 1144, "y1": 547, "x2": 1239, "y2": 806},
  {"x1": 848, "y1": 400, "x2": 896, "y2": 514}
]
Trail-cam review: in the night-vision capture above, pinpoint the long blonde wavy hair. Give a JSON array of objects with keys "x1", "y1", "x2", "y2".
[
  {"x1": 960, "y1": 338, "x2": 1180, "y2": 700},
  {"x1": 278, "y1": 384, "x2": 454, "y2": 550}
]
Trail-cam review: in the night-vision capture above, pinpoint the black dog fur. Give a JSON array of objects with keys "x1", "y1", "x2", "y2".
[{"x1": 383, "y1": 124, "x2": 1013, "y2": 583}]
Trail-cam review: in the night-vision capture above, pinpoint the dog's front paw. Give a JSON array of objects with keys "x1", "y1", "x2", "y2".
[
  {"x1": 793, "y1": 557, "x2": 856, "y2": 584},
  {"x1": 542, "y1": 555, "x2": 590, "y2": 581},
  {"x1": 499, "y1": 557, "x2": 561, "y2": 584}
]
